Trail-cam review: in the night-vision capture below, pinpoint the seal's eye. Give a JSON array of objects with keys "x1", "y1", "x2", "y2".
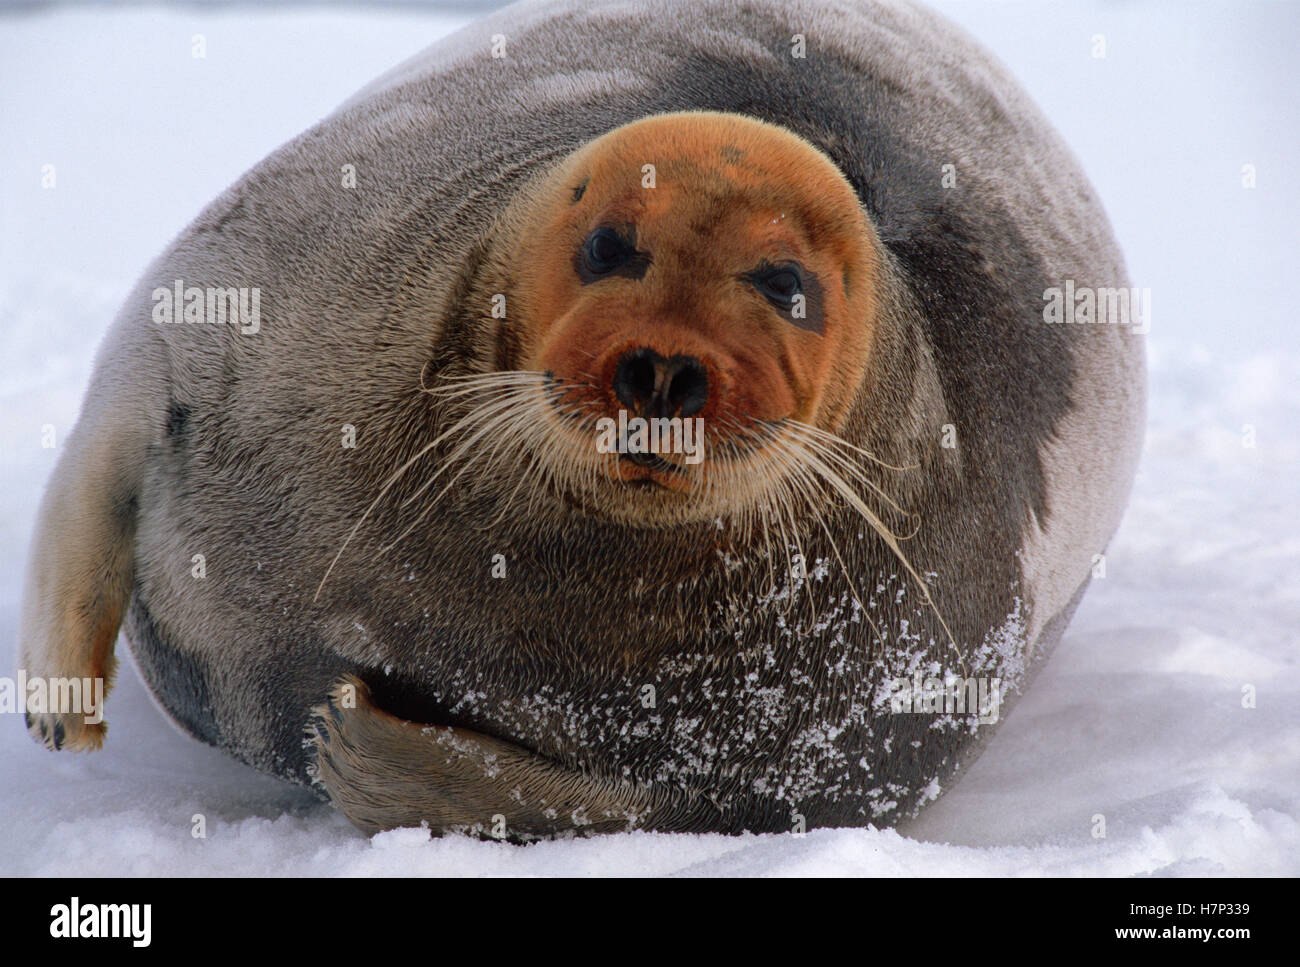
[
  {"x1": 748, "y1": 263, "x2": 804, "y2": 310},
  {"x1": 581, "y1": 227, "x2": 634, "y2": 275}
]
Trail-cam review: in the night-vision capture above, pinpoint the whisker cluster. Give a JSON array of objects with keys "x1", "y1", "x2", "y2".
[{"x1": 316, "y1": 369, "x2": 961, "y2": 669}]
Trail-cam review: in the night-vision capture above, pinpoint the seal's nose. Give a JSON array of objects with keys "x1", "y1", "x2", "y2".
[{"x1": 612, "y1": 348, "x2": 709, "y2": 418}]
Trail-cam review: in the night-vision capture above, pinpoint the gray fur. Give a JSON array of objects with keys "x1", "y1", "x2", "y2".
[{"x1": 21, "y1": 0, "x2": 1143, "y2": 834}]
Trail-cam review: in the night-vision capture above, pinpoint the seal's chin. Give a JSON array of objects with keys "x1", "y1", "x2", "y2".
[
  {"x1": 614, "y1": 452, "x2": 693, "y2": 490},
  {"x1": 542, "y1": 445, "x2": 763, "y2": 529},
  {"x1": 617, "y1": 470, "x2": 674, "y2": 491},
  {"x1": 508, "y1": 393, "x2": 795, "y2": 527}
]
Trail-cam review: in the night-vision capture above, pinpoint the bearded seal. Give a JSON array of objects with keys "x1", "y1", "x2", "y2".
[{"x1": 20, "y1": 0, "x2": 1144, "y2": 838}]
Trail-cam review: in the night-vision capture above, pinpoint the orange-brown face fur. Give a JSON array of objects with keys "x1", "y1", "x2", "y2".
[{"x1": 489, "y1": 112, "x2": 883, "y2": 524}]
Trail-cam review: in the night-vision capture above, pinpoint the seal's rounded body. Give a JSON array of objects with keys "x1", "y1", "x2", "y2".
[{"x1": 21, "y1": 0, "x2": 1144, "y2": 836}]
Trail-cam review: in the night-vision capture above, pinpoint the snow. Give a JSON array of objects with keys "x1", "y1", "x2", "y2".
[{"x1": 1, "y1": 1, "x2": 1296, "y2": 876}]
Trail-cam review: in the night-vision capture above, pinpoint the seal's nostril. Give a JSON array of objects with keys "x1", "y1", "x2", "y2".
[
  {"x1": 666, "y1": 356, "x2": 708, "y2": 418},
  {"x1": 612, "y1": 348, "x2": 661, "y2": 409}
]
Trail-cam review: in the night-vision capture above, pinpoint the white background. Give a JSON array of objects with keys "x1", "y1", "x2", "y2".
[{"x1": 1, "y1": 0, "x2": 1296, "y2": 875}]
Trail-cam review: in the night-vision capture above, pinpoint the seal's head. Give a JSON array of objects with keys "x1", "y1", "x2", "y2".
[{"x1": 461, "y1": 111, "x2": 886, "y2": 527}]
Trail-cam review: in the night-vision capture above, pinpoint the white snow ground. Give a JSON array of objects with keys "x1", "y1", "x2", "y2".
[{"x1": 1, "y1": 2, "x2": 1297, "y2": 876}]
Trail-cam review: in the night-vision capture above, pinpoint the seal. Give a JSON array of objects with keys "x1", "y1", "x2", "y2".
[{"x1": 19, "y1": 0, "x2": 1145, "y2": 838}]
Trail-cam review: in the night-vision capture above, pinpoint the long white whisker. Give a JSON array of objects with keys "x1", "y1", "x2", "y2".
[{"x1": 786, "y1": 437, "x2": 964, "y2": 673}]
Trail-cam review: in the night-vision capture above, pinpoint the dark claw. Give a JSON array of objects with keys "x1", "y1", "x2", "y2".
[{"x1": 51, "y1": 719, "x2": 66, "y2": 750}]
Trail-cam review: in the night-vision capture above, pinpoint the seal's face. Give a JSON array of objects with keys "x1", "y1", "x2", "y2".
[{"x1": 476, "y1": 112, "x2": 883, "y2": 526}]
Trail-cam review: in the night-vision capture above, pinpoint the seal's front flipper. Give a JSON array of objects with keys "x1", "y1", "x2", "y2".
[
  {"x1": 310, "y1": 676, "x2": 674, "y2": 839},
  {"x1": 19, "y1": 358, "x2": 154, "y2": 751}
]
